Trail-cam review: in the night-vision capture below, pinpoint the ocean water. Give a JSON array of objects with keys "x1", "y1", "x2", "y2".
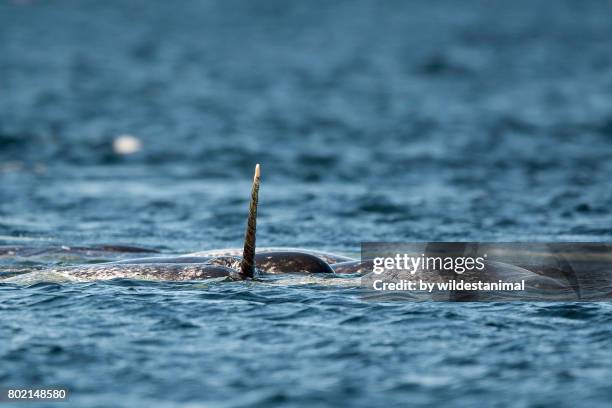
[{"x1": 1, "y1": 0, "x2": 612, "y2": 406}]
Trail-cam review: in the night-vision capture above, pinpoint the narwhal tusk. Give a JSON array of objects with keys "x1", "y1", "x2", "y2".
[{"x1": 240, "y1": 164, "x2": 260, "y2": 278}]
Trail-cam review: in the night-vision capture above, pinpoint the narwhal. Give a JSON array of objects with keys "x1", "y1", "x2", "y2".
[
  {"x1": 6, "y1": 165, "x2": 581, "y2": 298},
  {"x1": 48, "y1": 164, "x2": 349, "y2": 282}
]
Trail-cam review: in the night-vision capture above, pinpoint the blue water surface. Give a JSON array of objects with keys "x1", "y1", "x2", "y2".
[{"x1": 1, "y1": 1, "x2": 612, "y2": 407}]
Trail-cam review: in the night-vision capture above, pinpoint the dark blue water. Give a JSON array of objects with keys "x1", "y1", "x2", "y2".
[{"x1": 1, "y1": 0, "x2": 612, "y2": 406}]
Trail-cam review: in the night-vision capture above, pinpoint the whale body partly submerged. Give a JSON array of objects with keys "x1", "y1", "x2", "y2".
[
  {"x1": 0, "y1": 164, "x2": 579, "y2": 300},
  {"x1": 4, "y1": 165, "x2": 365, "y2": 282}
]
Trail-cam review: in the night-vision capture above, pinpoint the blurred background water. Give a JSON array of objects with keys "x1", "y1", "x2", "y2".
[{"x1": 1, "y1": 0, "x2": 612, "y2": 407}]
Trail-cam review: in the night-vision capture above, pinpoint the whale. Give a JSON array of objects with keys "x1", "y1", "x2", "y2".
[
  {"x1": 32, "y1": 164, "x2": 349, "y2": 282},
  {"x1": 0, "y1": 165, "x2": 581, "y2": 298}
]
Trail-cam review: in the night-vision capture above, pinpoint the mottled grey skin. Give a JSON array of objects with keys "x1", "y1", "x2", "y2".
[
  {"x1": 51, "y1": 250, "x2": 337, "y2": 281},
  {"x1": 110, "y1": 252, "x2": 336, "y2": 274},
  {"x1": 254, "y1": 252, "x2": 335, "y2": 274},
  {"x1": 59, "y1": 263, "x2": 240, "y2": 281},
  {"x1": 331, "y1": 260, "x2": 373, "y2": 275}
]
